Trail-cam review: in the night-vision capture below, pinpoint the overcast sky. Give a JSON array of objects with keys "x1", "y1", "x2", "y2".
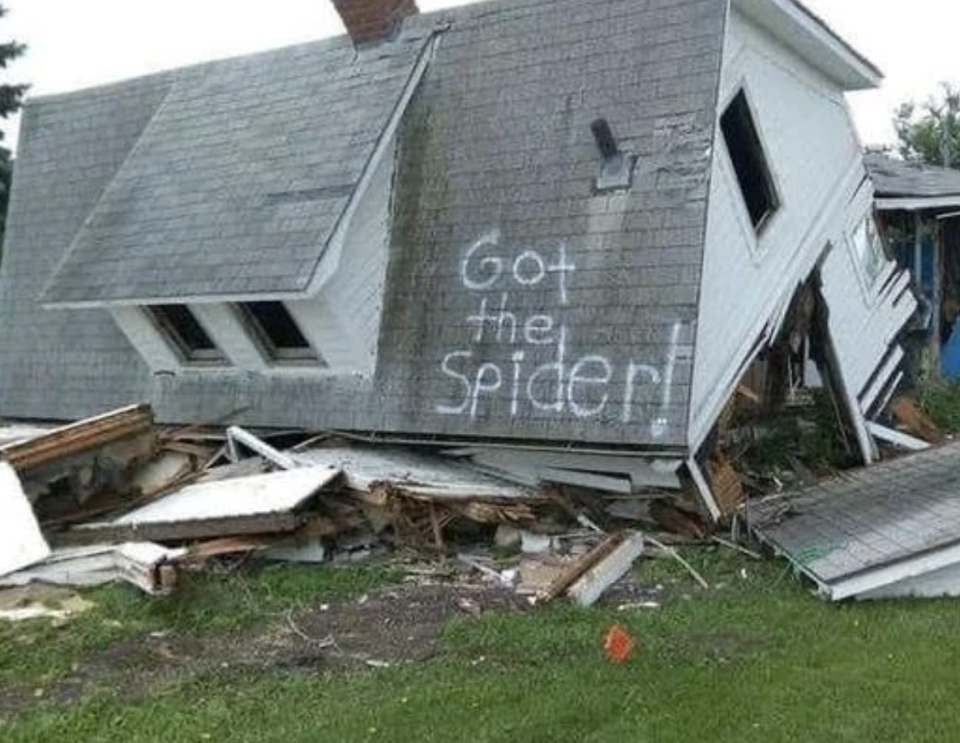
[{"x1": 0, "y1": 0, "x2": 955, "y2": 152}]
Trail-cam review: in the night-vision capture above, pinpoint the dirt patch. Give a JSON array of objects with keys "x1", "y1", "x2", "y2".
[{"x1": 0, "y1": 580, "x2": 532, "y2": 717}]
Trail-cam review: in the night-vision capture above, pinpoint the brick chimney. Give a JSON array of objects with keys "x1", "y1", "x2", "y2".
[{"x1": 332, "y1": 0, "x2": 419, "y2": 45}]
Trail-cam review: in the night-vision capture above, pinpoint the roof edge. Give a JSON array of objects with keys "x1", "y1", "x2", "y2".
[
  {"x1": 875, "y1": 196, "x2": 960, "y2": 212},
  {"x1": 40, "y1": 288, "x2": 314, "y2": 310},
  {"x1": 732, "y1": 0, "x2": 882, "y2": 91}
]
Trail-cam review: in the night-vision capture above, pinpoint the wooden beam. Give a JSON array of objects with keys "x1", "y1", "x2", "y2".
[
  {"x1": 0, "y1": 404, "x2": 154, "y2": 473},
  {"x1": 567, "y1": 533, "x2": 645, "y2": 607}
]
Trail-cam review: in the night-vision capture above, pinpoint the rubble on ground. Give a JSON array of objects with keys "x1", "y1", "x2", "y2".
[{"x1": 0, "y1": 393, "x2": 952, "y2": 610}]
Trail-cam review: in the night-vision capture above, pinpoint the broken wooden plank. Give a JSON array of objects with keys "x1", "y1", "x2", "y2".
[
  {"x1": 567, "y1": 532, "x2": 645, "y2": 607},
  {"x1": 538, "y1": 533, "x2": 627, "y2": 603},
  {"x1": 0, "y1": 462, "x2": 50, "y2": 577},
  {"x1": 226, "y1": 426, "x2": 301, "y2": 470},
  {"x1": 180, "y1": 535, "x2": 277, "y2": 561},
  {"x1": 866, "y1": 422, "x2": 930, "y2": 452},
  {"x1": 0, "y1": 404, "x2": 154, "y2": 473},
  {"x1": 646, "y1": 536, "x2": 710, "y2": 590},
  {"x1": 67, "y1": 464, "x2": 341, "y2": 544},
  {"x1": 649, "y1": 500, "x2": 708, "y2": 540},
  {"x1": 888, "y1": 397, "x2": 944, "y2": 445},
  {"x1": 707, "y1": 456, "x2": 745, "y2": 516}
]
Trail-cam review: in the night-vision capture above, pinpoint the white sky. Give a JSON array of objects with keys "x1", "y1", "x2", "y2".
[{"x1": 0, "y1": 0, "x2": 955, "y2": 151}]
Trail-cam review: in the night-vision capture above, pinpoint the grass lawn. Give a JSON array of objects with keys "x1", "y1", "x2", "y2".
[{"x1": 1, "y1": 550, "x2": 959, "y2": 743}]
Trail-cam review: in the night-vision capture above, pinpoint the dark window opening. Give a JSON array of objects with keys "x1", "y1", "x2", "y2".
[
  {"x1": 147, "y1": 305, "x2": 227, "y2": 364},
  {"x1": 721, "y1": 90, "x2": 779, "y2": 231},
  {"x1": 238, "y1": 301, "x2": 321, "y2": 364}
]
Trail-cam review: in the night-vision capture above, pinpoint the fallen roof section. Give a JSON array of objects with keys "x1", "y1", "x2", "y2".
[
  {"x1": 866, "y1": 153, "x2": 960, "y2": 210},
  {"x1": 749, "y1": 441, "x2": 960, "y2": 600}
]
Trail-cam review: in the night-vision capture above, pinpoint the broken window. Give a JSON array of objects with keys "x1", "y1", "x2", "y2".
[
  {"x1": 849, "y1": 214, "x2": 887, "y2": 286},
  {"x1": 147, "y1": 305, "x2": 228, "y2": 365},
  {"x1": 237, "y1": 301, "x2": 322, "y2": 364},
  {"x1": 720, "y1": 90, "x2": 779, "y2": 232}
]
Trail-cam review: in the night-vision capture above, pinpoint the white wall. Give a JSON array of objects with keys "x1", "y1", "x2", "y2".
[
  {"x1": 689, "y1": 8, "x2": 872, "y2": 449},
  {"x1": 319, "y1": 135, "x2": 396, "y2": 371}
]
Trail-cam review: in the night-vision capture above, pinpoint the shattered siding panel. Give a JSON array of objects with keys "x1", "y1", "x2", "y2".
[{"x1": 690, "y1": 8, "x2": 867, "y2": 448}]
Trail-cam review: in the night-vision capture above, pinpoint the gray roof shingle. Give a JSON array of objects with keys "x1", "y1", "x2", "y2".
[
  {"x1": 865, "y1": 152, "x2": 960, "y2": 199},
  {"x1": 2, "y1": 0, "x2": 727, "y2": 449},
  {"x1": 40, "y1": 29, "x2": 431, "y2": 305},
  {"x1": 750, "y1": 442, "x2": 960, "y2": 588}
]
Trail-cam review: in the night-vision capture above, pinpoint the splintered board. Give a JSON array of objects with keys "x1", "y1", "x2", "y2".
[{"x1": 296, "y1": 447, "x2": 532, "y2": 500}]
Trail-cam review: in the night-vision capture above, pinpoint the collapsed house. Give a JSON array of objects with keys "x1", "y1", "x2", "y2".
[
  {"x1": 866, "y1": 153, "x2": 960, "y2": 381},
  {"x1": 0, "y1": 0, "x2": 917, "y2": 520}
]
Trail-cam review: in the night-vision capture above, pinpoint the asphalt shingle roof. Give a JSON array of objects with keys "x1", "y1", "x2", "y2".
[
  {"x1": 40, "y1": 28, "x2": 431, "y2": 305},
  {"x1": 750, "y1": 442, "x2": 960, "y2": 589},
  {"x1": 865, "y1": 152, "x2": 960, "y2": 199},
  {"x1": 2, "y1": 0, "x2": 727, "y2": 448}
]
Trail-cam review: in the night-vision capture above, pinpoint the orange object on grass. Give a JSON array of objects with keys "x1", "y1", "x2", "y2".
[{"x1": 603, "y1": 624, "x2": 636, "y2": 664}]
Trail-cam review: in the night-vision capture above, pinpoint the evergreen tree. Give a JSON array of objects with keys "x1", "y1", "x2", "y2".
[{"x1": 0, "y1": 4, "x2": 27, "y2": 251}]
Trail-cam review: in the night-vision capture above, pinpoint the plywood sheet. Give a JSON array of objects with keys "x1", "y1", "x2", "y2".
[{"x1": 108, "y1": 464, "x2": 340, "y2": 526}]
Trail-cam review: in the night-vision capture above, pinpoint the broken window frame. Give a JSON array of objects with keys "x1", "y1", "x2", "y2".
[
  {"x1": 235, "y1": 301, "x2": 324, "y2": 365},
  {"x1": 146, "y1": 305, "x2": 229, "y2": 366},
  {"x1": 720, "y1": 88, "x2": 781, "y2": 235},
  {"x1": 847, "y1": 212, "x2": 888, "y2": 290}
]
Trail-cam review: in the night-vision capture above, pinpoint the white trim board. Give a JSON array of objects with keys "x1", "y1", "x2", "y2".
[
  {"x1": 875, "y1": 196, "x2": 960, "y2": 212},
  {"x1": 827, "y1": 541, "x2": 960, "y2": 601}
]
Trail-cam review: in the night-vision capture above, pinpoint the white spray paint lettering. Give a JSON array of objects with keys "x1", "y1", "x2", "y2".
[{"x1": 437, "y1": 229, "x2": 680, "y2": 434}]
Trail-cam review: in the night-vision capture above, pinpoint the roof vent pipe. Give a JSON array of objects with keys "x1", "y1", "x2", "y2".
[{"x1": 591, "y1": 118, "x2": 636, "y2": 193}]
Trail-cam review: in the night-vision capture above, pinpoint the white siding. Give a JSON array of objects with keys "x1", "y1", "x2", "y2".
[
  {"x1": 190, "y1": 304, "x2": 268, "y2": 371},
  {"x1": 110, "y1": 306, "x2": 183, "y2": 373},
  {"x1": 325, "y1": 136, "x2": 395, "y2": 368},
  {"x1": 689, "y1": 9, "x2": 874, "y2": 449},
  {"x1": 284, "y1": 135, "x2": 397, "y2": 374}
]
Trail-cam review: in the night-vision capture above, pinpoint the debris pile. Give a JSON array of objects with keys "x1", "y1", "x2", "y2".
[
  {"x1": 1, "y1": 388, "x2": 951, "y2": 610},
  {"x1": 0, "y1": 405, "x2": 692, "y2": 607}
]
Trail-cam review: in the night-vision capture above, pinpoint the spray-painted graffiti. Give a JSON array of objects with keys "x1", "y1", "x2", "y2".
[{"x1": 436, "y1": 229, "x2": 683, "y2": 438}]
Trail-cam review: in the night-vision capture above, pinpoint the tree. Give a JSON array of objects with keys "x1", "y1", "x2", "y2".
[
  {"x1": 894, "y1": 83, "x2": 960, "y2": 168},
  {"x1": 0, "y1": 3, "x2": 26, "y2": 250}
]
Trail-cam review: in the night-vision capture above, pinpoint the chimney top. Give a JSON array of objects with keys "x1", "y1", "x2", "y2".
[{"x1": 332, "y1": 0, "x2": 419, "y2": 46}]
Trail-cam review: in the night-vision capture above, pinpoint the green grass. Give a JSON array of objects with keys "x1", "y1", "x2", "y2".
[
  {"x1": 738, "y1": 391, "x2": 855, "y2": 478},
  {"x1": 918, "y1": 379, "x2": 960, "y2": 432},
  {"x1": 3, "y1": 552, "x2": 960, "y2": 742}
]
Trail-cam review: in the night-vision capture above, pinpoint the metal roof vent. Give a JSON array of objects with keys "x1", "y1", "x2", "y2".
[{"x1": 591, "y1": 118, "x2": 636, "y2": 193}]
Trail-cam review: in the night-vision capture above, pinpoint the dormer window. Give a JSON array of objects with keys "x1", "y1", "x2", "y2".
[
  {"x1": 721, "y1": 90, "x2": 780, "y2": 232},
  {"x1": 147, "y1": 305, "x2": 228, "y2": 365},
  {"x1": 237, "y1": 301, "x2": 323, "y2": 365}
]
